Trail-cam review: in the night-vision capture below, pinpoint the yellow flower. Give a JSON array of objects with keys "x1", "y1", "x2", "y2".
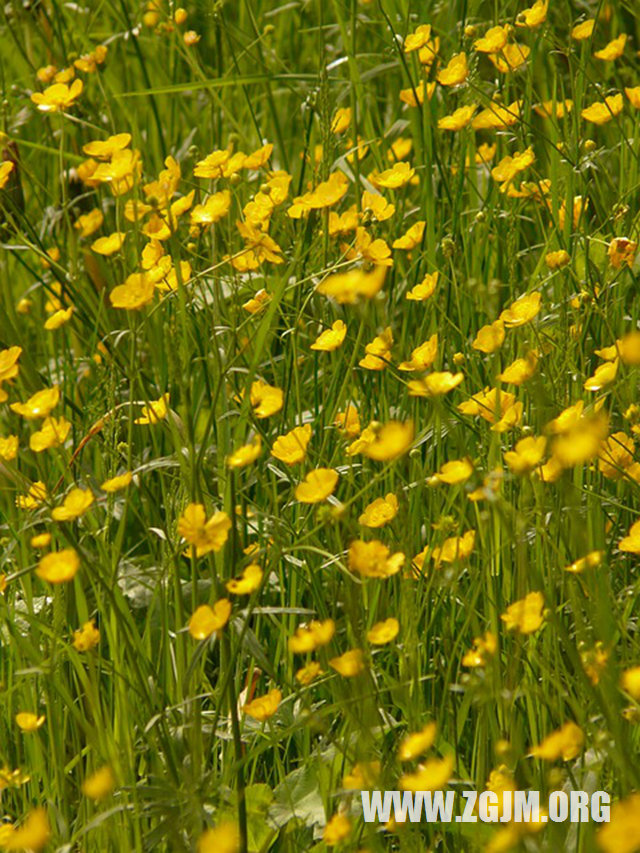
[
  {"x1": 393, "y1": 221, "x2": 425, "y2": 250},
  {"x1": 373, "y1": 161, "x2": 415, "y2": 189},
  {"x1": 501, "y1": 591, "x2": 544, "y2": 634},
  {"x1": 197, "y1": 822, "x2": 239, "y2": 853},
  {"x1": 190, "y1": 190, "x2": 231, "y2": 226},
  {"x1": 343, "y1": 761, "x2": 381, "y2": 790},
  {"x1": 30, "y1": 532, "x2": 51, "y2": 549},
  {"x1": 294, "y1": 468, "x2": 338, "y2": 503},
  {"x1": 619, "y1": 331, "x2": 640, "y2": 364},
  {"x1": 242, "y1": 289, "x2": 271, "y2": 314},
  {"x1": 0, "y1": 807, "x2": 50, "y2": 851},
  {"x1": 316, "y1": 265, "x2": 386, "y2": 304},
  {"x1": 334, "y1": 404, "x2": 361, "y2": 437},
  {"x1": 91, "y1": 232, "x2": 126, "y2": 255},
  {"x1": 82, "y1": 765, "x2": 115, "y2": 801},
  {"x1": 584, "y1": 358, "x2": 618, "y2": 391},
  {"x1": 82, "y1": 133, "x2": 130, "y2": 159},
  {"x1": 100, "y1": 471, "x2": 133, "y2": 492},
  {"x1": 437, "y1": 105, "x2": 476, "y2": 131},
  {"x1": 597, "y1": 794, "x2": 640, "y2": 853},
  {"x1": 593, "y1": 33, "x2": 626, "y2": 61},
  {"x1": 188, "y1": 600, "x2": 232, "y2": 639},
  {"x1": 489, "y1": 43, "x2": 530, "y2": 73},
  {"x1": 499, "y1": 291, "x2": 541, "y2": 327},
  {"x1": 621, "y1": 666, "x2": 640, "y2": 700},
  {"x1": 599, "y1": 432, "x2": 634, "y2": 479},
  {"x1": 289, "y1": 619, "x2": 335, "y2": 653},
  {"x1": 30, "y1": 416, "x2": 71, "y2": 452},
  {"x1": 437, "y1": 52, "x2": 468, "y2": 86},
  {"x1": 431, "y1": 529, "x2": 475, "y2": 565},
  {"x1": 530, "y1": 722, "x2": 584, "y2": 761},
  {"x1": 226, "y1": 435, "x2": 262, "y2": 468},
  {"x1": 360, "y1": 191, "x2": 393, "y2": 223},
  {"x1": 10, "y1": 386, "x2": 60, "y2": 419},
  {"x1": 571, "y1": 19, "x2": 595, "y2": 40},
  {"x1": 16, "y1": 481, "x2": 47, "y2": 510},
  {"x1": 551, "y1": 412, "x2": 608, "y2": 469},
  {"x1": 608, "y1": 237, "x2": 637, "y2": 269},
  {"x1": 404, "y1": 23, "x2": 432, "y2": 53},
  {"x1": 491, "y1": 148, "x2": 535, "y2": 190},
  {"x1": 408, "y1": 371, "x2": 463, "y2": 396},
  {"x1": 535, "y1": 100, "x2": 573, "y2": 119},
  {"x1": 564, "y1": 551, "x2": 603, "y2": 574},
  {"x1": 0, "y1": 346, "x2": 22, "y2": 394},
  {"x1": 472, "y1": 320, "x2": 505, "y2": 353},
  {"x1": 310, "y1": 319, "x2": 346, "y2": 352},
  {"x1": 110, "y1": 272, "x2": 156, "y2": 310},
  {"x1": 581, "y1": 94, "x2": 623, "y2": 124},
  {"x1": 15, "y1": 712, "x2": 46, "y2": 732},
  {"x1": 434, "y1": 458, "x2": 473, "y2": 485},
  {"x1": 329, "y1": 648, "x2": 365, "y2": 677},
  {"x1": 271, "y1": 424, "x2": 312, "y2": 465},
  {"x1": 359, "y1": 493, "x2": 398, "y2": 527},
  {"x1": 359, "y1": 326, "x2": 393, "y2": 370},
  {"x1": 474, "y1": 25, "x2": 508, "y2": 54},
  {"x1": 472, "y1": 100, "x2": 521, "y2": 130},
  {"x1": 625, "y1": 86, "x2": 640, "y2": 109},
  {"x1": 545, "y1": 249, "x2": 570, "y2": 269},
  {"x1": 619, "y1": 519, "x2": 640, "y2": 553},
  {"x1": 135, "y1": 393, "x2": 169, "y2": 424},
  {"x1": 295, "y1": 661, "x2": 323, "y2": 685},
  {"x1": 0, "y1": 435, "x2": 19, "y2": 461},
  {"x1": 323, "y1": 813, "x2": 351, "y2": 846},
  {"x1": 37, "y1": 548, "x2": 80, "y2": 583},
  {"x1": 359, "y1": 420, "x2": 414, "y2": 461},
  {"x1": 44, "y1": 306, "x2": 74, "y2": 330},
  {"x1": 398, "y1": 722, "x2": 437, "y2": 761},
  {"x1": 73, "y1": 620, "x2": 101, "y2": 651},
  {"x1": 406, "y1": 271, "x2": 438, "y2": 300},
  {"x1": 462, "y1": 631, "x2": 497, "y2": 667},
  {"x1": 243, "y1": 687, "x2": 281, "y2": 721},
  {"x1": 400, "y1": 755, "x2": 454, "y2": 791},
  {"x1": 249, "y1": 380, "x2": 283, "y2": 418},
  {"x1": 51, "y1": 487, "x2": 94, "y2": 521},
  {"x1": 226, "y1": 563, "x2": 263, "y2": 595},
  {"x1": 178, "y1": 504, "x2": 231, "y2": 557},
  {"x1": 398, "y1": 334, "x2": 438, "y2": 371},
  {"x1": 348, "y1": 539, "x2": 404, "y2": 578},
  {"x1": 517, "y1": 0, "x2": 548, "y2": 28},
  {"x1": 399, "y1": 80, "x2": 436, "y2": 107},
  {"x1": 504, "y1": 436, "x2": 547, "y2": 475},
  {"x1": 0, "y1": 160, "x2": 14, "y2": 189},
  {"x1": 31, "y1": 78, "x2": 83, "y2": 112},
  {"x1": 367, "y1": 617, "x2": 399, "y2": 645},
  {"x1": 330, "y1": 107, "x2": 351, "y2": 133}
]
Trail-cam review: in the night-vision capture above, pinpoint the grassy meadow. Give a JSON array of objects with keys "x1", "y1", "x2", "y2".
[{"x1": 1, "y1": 0, "x2": 640, "y2": 850}]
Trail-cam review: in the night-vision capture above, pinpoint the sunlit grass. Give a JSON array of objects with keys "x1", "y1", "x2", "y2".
[{"x1": 1, "y1": 1, "x2": 640, "y2": 851}]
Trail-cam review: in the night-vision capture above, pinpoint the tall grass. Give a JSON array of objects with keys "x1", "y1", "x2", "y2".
[{"x1": 0, "y1": 0, "x2": 639, "y2": 851}]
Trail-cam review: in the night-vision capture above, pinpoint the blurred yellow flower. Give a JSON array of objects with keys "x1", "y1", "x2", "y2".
[
  {"x1": 398, "y1": 722, "x2": 437, "y2": 761},
  {"x1": 530, "y1": 722, "x2": 584, "y2": 761},
  {"x1": 501, "y1": 591, "x2": 544, "y2": 634},
  {"x1": 243, "y1": 687, "x2": 281, "y2": 720},
  {"x1": 37, "y1": 548, "x2": 80, "y2": 583},
  {"x1": 188, "y1": 600, "x2": 232, "y2": 639},
  {"x1": 271, "y1": 424, "x2": 312, "y2": 465},
  {"x1": 51, "y1": 487, "x2": 94, "y2": 521},
  {"x1": 367, "y1": 617, "x2": 399, "y2": 645},
  {"x1": 294, "y1": 468, "x2": 338, "y2": 503},
  {"x1": 82, "y1": 765, "x2": 115, "y2": 800},
  {"x1": 329, "y1": 648, "x2": 364, "y2": 677}
]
